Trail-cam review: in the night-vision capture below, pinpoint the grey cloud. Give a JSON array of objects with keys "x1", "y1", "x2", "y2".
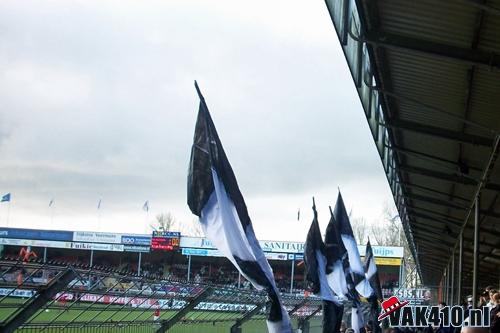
[{"x1": 0, "y1": 1, "x2": 394, "y2": 235}]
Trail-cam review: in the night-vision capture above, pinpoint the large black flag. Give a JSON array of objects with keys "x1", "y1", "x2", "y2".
[
  {"x1": 364, "y1": 240, "x2": 383, "y2": 333},
  {"x1": 304, "y1": 199, "x2": 342, "y2": 333},
  {"x1": 187, "y1": 82, "x2": 291, "y2": 333},
  {"x1": 333, "y1": 192, "x2": 373, "y2": 298},
  {"x1": 324, "y1": 206, "x2": 349, "y2": 299}
]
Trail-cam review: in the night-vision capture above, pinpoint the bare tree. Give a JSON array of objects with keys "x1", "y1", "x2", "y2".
[
  {"x1": 370, "y1": 203, "x2": 404, "y2": 246},
  {"x1": 182, "y1": 219, "x2": 204, "y2": 237},
  {"x1": 375, "y1": 202, "x2": 419, "y2": 288},
  {"x1": 151, "y1": 212, "x2": 176, "y2": 232},
  {"x1": 351, "y1": 216, "x2": 368, "y2": 244}
]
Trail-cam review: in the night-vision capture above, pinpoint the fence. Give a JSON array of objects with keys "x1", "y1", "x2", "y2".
[{"x1": 0, "y1": 258, "x2": 323, "y2": 332}]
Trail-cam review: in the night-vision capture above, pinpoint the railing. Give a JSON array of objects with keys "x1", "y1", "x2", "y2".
[{"x1": 0, "y1": 258, "x2": 323, "y2": 332}]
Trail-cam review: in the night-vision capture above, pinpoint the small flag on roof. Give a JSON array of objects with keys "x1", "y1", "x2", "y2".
[{"x1": 1, "y1": 193, "x2": 11, "y2": 202}]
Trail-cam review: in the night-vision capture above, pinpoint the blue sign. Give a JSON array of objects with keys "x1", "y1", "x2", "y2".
[
  {"x1": 181, "y1": 248, "x2": 222, "y2": 257},
  {"x1": 294, "y1": 254, "x2": 304, "y2": 260},
  {"x1": 0, "y1": 228, "x2": 73, "y2": 242},
  {"x1": 121, "y1": 236, "x2": 151, "y2": 246}
]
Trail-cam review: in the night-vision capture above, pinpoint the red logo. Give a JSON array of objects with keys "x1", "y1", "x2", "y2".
[{"x1": 378, "y1": 296, "x2": 409, "y2": 320}]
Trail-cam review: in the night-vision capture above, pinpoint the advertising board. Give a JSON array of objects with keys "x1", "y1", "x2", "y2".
[{"x1": 0, "y1": 228, "x2": 72, "y2": 242}]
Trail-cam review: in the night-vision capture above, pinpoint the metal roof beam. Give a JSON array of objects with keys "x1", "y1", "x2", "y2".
[
  {"x1": 406, "y1": 205, "x2": 464, "y2": 225},
  {"x1": 407, "y1": 192, "x2": 468, "y2": 210},
  {"x1": 362, "y1": 30, "x2": 500, "y2": 70},
  {"x1": 391, "y1": 146, "x2": 482, "y2": 174},
  {"x1": 401, "y1": 164, "x2": 500, "y2": 192},
  {"x1": 458, "y1": 0, "x2": 500, "y2": 17},
  {"x1": 401, "y1": 182, "x2": 471, "y2": 203},
  {"x1": 388, "y1": 119, "x2": 493, "y2": 147}
]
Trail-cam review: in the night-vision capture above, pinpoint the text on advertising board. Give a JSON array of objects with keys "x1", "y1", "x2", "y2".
[
  {"x1": 0, "y1": 228, "x2": 73, "y2": 242},
  {"x1": 73, "y1": 231, "x2": 122, "y2": 244},
  {"x1": 151, "y1": 232, "x2": 180, "y2": 251},
  {"x1": 120, "y1": 236, "x2": 151, "y2": 246}
]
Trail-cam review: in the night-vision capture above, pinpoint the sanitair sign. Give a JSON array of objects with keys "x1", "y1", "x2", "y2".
[{"x1": 180, "y1": 236, "x2": 403, "y2": 257}]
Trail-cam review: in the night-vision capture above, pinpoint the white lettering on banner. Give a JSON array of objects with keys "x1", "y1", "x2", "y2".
[
  {"x1": 181, "y1": 248, "x2": 289, "y2": 260},
  {"x1": 73, "y1": 232, "x2": 122, "y2": 244},
  {"x1": 0, "y1": 288, "x2": 36, "y2": 298},
  {"x1": 180, "y1": 237, "x2": 404, "y2": 257},
  {"x1": 71, "y1": 242, "x2": 124, "y2": 252},
  {"x1": 393, "y1": 288, "x2": 433, "y2": 305},
  {"x1": 0, "y1": 238, "x2": 72, "y2": 249},
  {"x1": 55, "y1": 292, "x2": 258, "y2": 312}
]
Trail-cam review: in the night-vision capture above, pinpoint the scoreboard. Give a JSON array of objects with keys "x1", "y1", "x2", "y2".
[{"x1": 151, "y1": 231, "x2": 181, "y2": 251}]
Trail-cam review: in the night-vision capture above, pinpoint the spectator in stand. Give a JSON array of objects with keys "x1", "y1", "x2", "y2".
[
  {"x1": 17, "y1": 246, "x2": 38, "y2": 286},
  {"x1": 19, "y1": 246, "x2": 37, "y2": 262},
  {"x1": 488, "y1": 289, "x2": 498, "y2": 310},
  {"x1": 490, "y1": 293, "x2": 500, "y2": 333},
  {"x1": 479, "y1": 291, "x2": 490, "y2": 308}
]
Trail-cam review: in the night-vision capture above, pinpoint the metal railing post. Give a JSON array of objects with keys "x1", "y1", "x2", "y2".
[
  {"x1": 156, "y1": 287, "x2": 213, "y2": 333},
  {"x1": 472, "y1": 195, "x2": 480, "y2": 308}
]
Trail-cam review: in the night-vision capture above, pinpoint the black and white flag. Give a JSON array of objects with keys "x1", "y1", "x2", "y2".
[
  {"x1": 324, "y1": 206, "x2": 349, "y2": 300},
  {"x1": 333, "y1": 192, "x2": 373, "y2": 298},
  {"x1": 187, "y1": 82, "x2": 291, "y2": 333},
  {"x1": 351, "y1": 301, "x2": 366, "y2": 333},
  {"x1": 304, "y1": 199, "x2": 342, "y2": 333},
  {"x1": 364, "y1": 240, "x2": 383, "y2": 333},
  {"x1": 364, "y1": 240, "x2": 382, "y2": 301}
]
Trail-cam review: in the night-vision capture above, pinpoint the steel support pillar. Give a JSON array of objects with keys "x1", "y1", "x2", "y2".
[
  {"x1": 156, "y1": 287, "x2": 213, "y2": 333},
  {"x1": 442, "y1": 267, "x2": 446, "y2": 303},
  {"x1": 457, "y1": 233, "x2": 463, "y2": 304},
  {"x1": 230, "y1": 302, "x2": 266, "y2": 333},
  {"x1": 290, "y1": 258, "x2": 295, "y2": 293},
  {"x1": 137, "y1": 252, "x2": 142, "y2": 275},
  {"x1": 187, "y1": 255, "x2": 191, "y2": 282},
  {"x1": 0, "y1": 268, "x2": 77, "y2": 333},
  {"x1": 451, "y1": 250, "x2": 455, "y2": 305},
  {"x1": 472, "y1": 196, "x2": 480, "y2": 308}
]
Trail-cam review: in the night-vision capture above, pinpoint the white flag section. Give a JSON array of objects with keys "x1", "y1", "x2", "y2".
[
  {"x1": 334, "y1": 192, "x2": 374, "y2": 298},
  {"x1": 314, "y1": 251, "x2": 338, "y2": 303},
  {"x1": 324, "y1": 209, "x2": 349, "y2": 300},
  {"x1": 341, "y1": 234, "x2": 374, "y2": 297},
  {"x1": 201, "y1": 170, "x2": 290, "y2": 332},
  {"x1": 364, "y1": 240, "x2": 383, "y2": 301},
  {"x1": 351, "y1": 305, "x2": 366, "y2": 333},
  {"x1": 365, "y1": 251, "x2": 377, "y2": 280},
  {"x1": 326, "y1": 260, "x2": 348, "y2": 299},
  {"x1": 188, "y1": 82, "x2": 292, "y2": 333}
]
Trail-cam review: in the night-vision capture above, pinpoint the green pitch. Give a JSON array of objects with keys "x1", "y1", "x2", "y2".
[{"x1": 0, "y1": 298, "x2": 322, "y2": 333}]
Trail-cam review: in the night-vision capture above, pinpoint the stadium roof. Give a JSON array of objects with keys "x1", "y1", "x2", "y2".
[{"x1": 325, "y1": 0, "x2": 500, "y2": 289}]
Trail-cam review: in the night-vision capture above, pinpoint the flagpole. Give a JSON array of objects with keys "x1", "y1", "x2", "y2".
[
  {"x1": 97, "y1": 207, "x2": 101, "y2": 232},
  {"x1": 50, "y1": 205, "x2": 54, "y2": 228},
  {"x1": 6, "y1": 201, "x2": 11, "y2": 227}
]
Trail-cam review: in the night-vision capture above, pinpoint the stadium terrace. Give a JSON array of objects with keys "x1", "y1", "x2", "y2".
[{"x1": 0, "y1": 227, "x2": 404, "y2": 296}]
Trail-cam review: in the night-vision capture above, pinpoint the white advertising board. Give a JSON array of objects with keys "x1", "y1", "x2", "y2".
[
  {"x1": 73, "y1": 231, "x2": 122, "y2": 244},
  {"x1": 71, "y1": 242, "x2": 124, "y2": 252},
  {"x1": 180, "y1": 236, "x2": 404, "y2": 257},
  {"x1": 0, "y1": 238, "x2": 72, "y2": 249}
]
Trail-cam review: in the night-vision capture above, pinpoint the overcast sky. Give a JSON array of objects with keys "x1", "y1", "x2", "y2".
[{"x1": 0, "y1": 0, "x2": 396, "y2": 241}]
